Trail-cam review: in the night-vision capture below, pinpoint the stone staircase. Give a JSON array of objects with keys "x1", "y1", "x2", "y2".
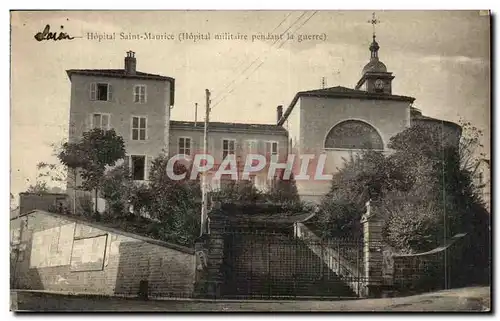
[{"x1": 222, "y1": 238, "x2": 357, "y2": 299}]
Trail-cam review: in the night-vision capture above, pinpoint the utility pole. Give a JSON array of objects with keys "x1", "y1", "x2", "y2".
[
  {"x1": 194, "y1": 102, "x2": 198, "y2": 127},
  {"x1": 201, "y1": 89, "x2": 211, "y2": 236}
]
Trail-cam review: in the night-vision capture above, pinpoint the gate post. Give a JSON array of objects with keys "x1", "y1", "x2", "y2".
[
  {"x1": 361, "y1": 199, "x2": 384, "y2": 297},
  {"x1": 205, "y1": 202, "x2": 227, "y2": 299}
]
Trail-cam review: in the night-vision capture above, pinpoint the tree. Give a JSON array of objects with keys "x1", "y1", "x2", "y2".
[
  {"x1": 26, "y1": 180, "x2": 49, "y2": 194},
  {"x1": 25, "y1": 162, "x2": 67, "y2": 195},
  {"x1": 458, "y1": 119, "x2": 486, "y2": 173},
  {"x1": 267, "y1": 172, "x2": 300, "y2": 204},
  {"x1": 100, "y1": 164, "x2": 135, "y2": 215},
  {"x1": 58, "y1": 141, "x2": 87, "y2": 213},
  {"x1": 211, "y1": 179, "x2": 264, "y2": 204},
  {"x1": 318, "y1": 122, "x2": 489, "y2": 260},
  {"x1": 58, "y1": 129, "x2": 126, "y2": 214},
  {"x1": 36, "y1": 162, "x2": 67, "y2": 186},
  {"x1": 140, "y1": 154, "x2": 202, "y2": 245},
  {"x1": 317, "y1": 150, "x2": 398, "y2": 238}
]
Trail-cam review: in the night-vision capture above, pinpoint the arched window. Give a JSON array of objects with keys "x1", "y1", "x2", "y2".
[{"x1": 324, "y1": 120, "x2": 384, "y2": 150}]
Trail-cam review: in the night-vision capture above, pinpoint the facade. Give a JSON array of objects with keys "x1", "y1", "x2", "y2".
[
  {"x1": 66, "y1": 36, "x2": 462, "y2": 205},
  {"x1": 10, "y1": 210, "x2": 196, "y2": 297},
  {"x1": 169, "y1": 119, "x2": 288, "y2": 191},
  {"x1": 410, "y1": 107, "x2": 462, "y2": 148},
  {"x1": 276, "y1": 35, "x2": 461, "y2": 203},
  {"x1": 66, "y1": 51, "x2": 175, "y2": 189},
  {"x1": 278, "y1": 35, "x2": 415, "y2": 203}
]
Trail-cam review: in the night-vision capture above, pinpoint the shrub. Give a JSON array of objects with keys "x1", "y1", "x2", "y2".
[{"x1": 382, "y1": 200, "x2": 443, "y2": 253}]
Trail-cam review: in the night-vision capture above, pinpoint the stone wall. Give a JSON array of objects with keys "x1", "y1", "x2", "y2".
[
  {"x1": 19, "y1": 193, "x2": 69, "y2": 216},
  {"x1": 10, "y1": 210, "x2": 196, "y2": 298}
]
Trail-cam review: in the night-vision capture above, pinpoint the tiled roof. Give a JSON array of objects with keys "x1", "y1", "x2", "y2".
[
  {"x1": 278, "y1": 86, "x2": 415, "y2": 126},
  {"x1": 170, "y1": 120, "x2": 287, "y2": 134},
  {"x1": 411, "y1": 113, "x2": 462, "y2": 131},
  {"x1": 66, "y1": 69, "x2": 176, "y2": 106},
  {"x1": 66, "y1": 69, "x2": 174, "y2": 82},
  {"x1": 299, "y1": 86, "x2": 415, "y2": 101}
]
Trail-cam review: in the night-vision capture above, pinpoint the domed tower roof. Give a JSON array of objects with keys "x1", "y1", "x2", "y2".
[
  {"x1": 355, "y1": 13, "x2": 395, "y2": 93},
  {"x1": 362, "y1": 60, "x2": 387, "y2": 74},
  {"x1": 361, "y1": 35, "x2": 387, "y2": 75}
]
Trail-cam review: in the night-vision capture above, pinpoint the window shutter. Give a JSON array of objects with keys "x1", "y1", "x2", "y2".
[
  {"x1": 146, "y1": 156, "x2": 154, "y2": 181},
  {"x1": 123, "y1": 155, "x2": 130, "y2": 172},
  {"x1": 134, "y1": 86, "x2": 139, "y2": 103},
  {"x1": 186, "y1": 138, "x2": 191, "y2": 155},
  {"x1": 90, "y1": 83, "x2": 97, "y2": 101},
  {"x1": 143, "y1": 86, "x2": 147, "y2": 103},
  {"x1": 107, "y1": 84, "x2": 113, "y2": 101},
  {"x1": 102, "y1": 114, "x2": 110, "y2": 130}
]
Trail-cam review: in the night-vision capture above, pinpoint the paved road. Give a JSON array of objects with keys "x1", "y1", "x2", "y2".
[{"x1": 11, "y1": 286, "x2": 490, "y2": 312}]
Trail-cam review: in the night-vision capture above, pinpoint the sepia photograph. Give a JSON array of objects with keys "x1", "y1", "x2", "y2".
[{"x1": 9, "y1": 9, "x2": 491, "y2": 312}]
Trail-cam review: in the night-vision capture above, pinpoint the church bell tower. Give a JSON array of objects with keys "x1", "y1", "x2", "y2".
[{"x1": 355, "y1": 13, "x2": 394, "y2": 94}]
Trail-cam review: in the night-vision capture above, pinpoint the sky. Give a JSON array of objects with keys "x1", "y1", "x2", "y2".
[{"x1": 10, "y1": 10, "x2": 490, "y2": 202}]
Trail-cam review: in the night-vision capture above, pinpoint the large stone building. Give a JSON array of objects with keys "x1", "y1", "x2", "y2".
[
  {"x1": 66, "y1": 34, "x2": 461, "y2": 206},
  {"x1": 278, "y1": 35, "x2": 460, "y2": 202},
  {"x1": 66, "y1": 51, "x2": 175, "y2": 185},
  {"x1": 169, "y1": 120, "x2": 288, "y2": 191}
]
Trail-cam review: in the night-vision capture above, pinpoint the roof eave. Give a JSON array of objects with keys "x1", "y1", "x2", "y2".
[
  {"x1": 278, "y1": 90, "x2": 415, "y2": 126},
  {"x1": 65, "y1": 69, "x2": 175, "y2": 82},
  {"x1": 66, "y1": 69, "x2": 176, "y2": 106},
  {"x1": 170, "y1": 124, "x2": 288, "y2": 135},
  {"x1": 412, "y1": 116, "x2": 462, "y2": 133}
]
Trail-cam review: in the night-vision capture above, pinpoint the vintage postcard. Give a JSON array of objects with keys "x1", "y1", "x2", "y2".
[{"x1": 10, "y1": 10, "x2": 491, "y2": 312}]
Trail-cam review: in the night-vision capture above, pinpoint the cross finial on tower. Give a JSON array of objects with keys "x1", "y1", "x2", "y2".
[{"x1": 368, "y1": 12, "x2": 380, "y2": 38}]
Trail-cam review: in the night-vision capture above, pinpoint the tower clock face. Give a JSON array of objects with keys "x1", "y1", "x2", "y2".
[{"x1": 375, "y1": 79, "x2": 384, "y2": 90}]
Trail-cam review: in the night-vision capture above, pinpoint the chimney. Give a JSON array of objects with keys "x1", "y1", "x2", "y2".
[
  {"x1": 125, "y1": 51, "x2": 137, "y2": 75},
  {"x1": 277, "y1": 105, "x2": 283, "y2": 123}
]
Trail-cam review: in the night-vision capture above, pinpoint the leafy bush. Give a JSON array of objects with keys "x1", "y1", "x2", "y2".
[
  {"x1": 382, "y1": 200, "x2": 443, "y2": 252},
  {"x1": 211, "y1": 179, "x2": 264, "y2": 203},
  {"x1": 318, "y1": 123, "x2": 489, "y2": 258},
  {"x1": 267, "y1": 173, "x2": 300, "y2": 204},
  {"x1": 316, "y1": 197, "x2": 363, "y2": 239},
  {"x1": 140, "y1": 154, "x2": 202, "y2": 246},
  {"x1": 77, "y1": 194, "x2": 94, "y2": 216}
]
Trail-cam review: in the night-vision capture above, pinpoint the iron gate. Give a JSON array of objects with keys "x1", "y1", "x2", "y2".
[{"x1": 221, "y1": 230, "x2": 366, "y2": 299}]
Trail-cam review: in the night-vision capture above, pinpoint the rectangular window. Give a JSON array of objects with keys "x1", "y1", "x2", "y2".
[
  {"x1": 134, "y1": 85, "x2": 147, "y2": 103},
  {"x1": 179, "y1": 137, "x2": 192, "y2": 155},
  {"x1": 131, "y1": 155, "x2": 146, "y2": 181},
  {"x1": 91, "y1": 113, "x2": 110, "y2": 130},
  {"x1": 90, "y1": 83, "x2": 113, "y2": 101},
  {"x1": 222, "y1": 139, "x2": 236, "y2": 159},
  {"x1": 266, "y1": 141, "x2": 278, "y2": 155},
  {"x1": 131, "y1": 116, "x2": 147, "y2": 141}
]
